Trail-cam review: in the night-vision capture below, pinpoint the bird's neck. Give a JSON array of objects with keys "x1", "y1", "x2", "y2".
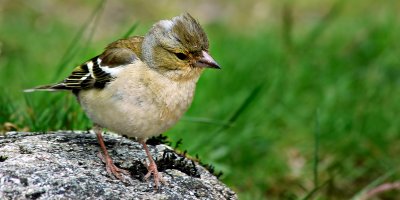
[
  {"x1": 141, "y1": 34, "x2": 157, "y2": 68},
  {"x1": 160, "y1": 67, "x2": 204, "y2": 83}
]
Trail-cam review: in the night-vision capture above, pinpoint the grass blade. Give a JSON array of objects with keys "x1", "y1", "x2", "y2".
[
  {"x1": 301, "y1": 179, "x2": 330, "y2": 200},
  {"x1": 314, "y1": 109, "x2": 321, "y2": 187},
  {"x1": 122, "y1": 22, "x2": 140, "y2": 39},
  {"x1": 22, "y1": 93, "x2": 37, "y2": 130},
  {"x1": 52, "y1": 0, "x2": 107, "y2": 81},
  {"x1": 282, "y1": 1, "x2": 294, "y2": 52},
  {"x1": 351, "y1": 170, "x2": 397, "y2": 200},
  {"x1": 301, "y1": 0, "x2": 344, "y2": 49},
  {"x1": 213, "y1": 83, "x2": 264, "y2": 134},
  {"x1": 80, "y1": 1, "x2": 106, "y2": 58},
  {"x1": 182, "y1": 116, "x2": 230, "y2": 126}
]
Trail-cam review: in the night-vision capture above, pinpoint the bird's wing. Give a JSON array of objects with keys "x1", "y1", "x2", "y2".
[
  {"x1": 25, "y1": 49, "x2": 137, "y2": 93},
  {"x1": 25, "y1": 36, "x2": 145, "y2": 92},
  {"x1": 59, "y1": 48, "x2": 140, "y2": 91}
]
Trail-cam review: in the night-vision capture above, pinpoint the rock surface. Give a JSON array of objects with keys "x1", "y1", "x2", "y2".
[{"x1": 0, "y1": 131, "x2": 236, "y2": 200}]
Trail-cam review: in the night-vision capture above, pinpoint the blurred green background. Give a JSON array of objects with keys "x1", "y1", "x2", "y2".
[{"x1": 1, "y1": 0, "x2": 400, "y2": 199}]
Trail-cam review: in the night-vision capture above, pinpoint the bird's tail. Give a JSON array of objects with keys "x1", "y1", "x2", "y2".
[{"x1": 23, "y1": 83, "x2": 69, "y2": 92}]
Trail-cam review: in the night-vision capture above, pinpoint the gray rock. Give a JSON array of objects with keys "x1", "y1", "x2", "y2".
[{"x1": 0, "y1": 131, "x2": 237, "y2": 200}]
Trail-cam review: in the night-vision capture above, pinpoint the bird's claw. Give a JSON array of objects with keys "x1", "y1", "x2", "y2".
[
  {"x1": 98, "y1": 152, "x2": 130, "y2": 181},
  {"x1": 144, "y1": 161, "x2": 166, "y2": 189}
]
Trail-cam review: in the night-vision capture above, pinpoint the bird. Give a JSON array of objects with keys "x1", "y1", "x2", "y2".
[{"x1": 25, "y1": 13, "x2": 220, "y2": 188}]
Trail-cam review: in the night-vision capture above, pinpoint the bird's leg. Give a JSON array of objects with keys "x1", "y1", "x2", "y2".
[
  {"x1": 139, "y1": 139, "x2": 166, "y2": 188},
  {"x1": 94, "y1": 124, "x2": 130, "y2": 180}
]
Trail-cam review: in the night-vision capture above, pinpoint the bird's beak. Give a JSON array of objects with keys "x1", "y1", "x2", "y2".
[{"x1": 194, "y1": 51, "x2": 221, "y2": 69}]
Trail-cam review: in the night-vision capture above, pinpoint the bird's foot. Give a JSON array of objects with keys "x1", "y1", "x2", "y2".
[
  {"x1": 144, "y1": 161, "x2": 166, "y2": 189},
  {"x1": 98, "y1": 152, "x2": 130, "y2": 181}
]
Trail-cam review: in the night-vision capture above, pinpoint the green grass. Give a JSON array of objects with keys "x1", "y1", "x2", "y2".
[{"x1": 2, "y1": 1, "x2": 400, "y2": 199}]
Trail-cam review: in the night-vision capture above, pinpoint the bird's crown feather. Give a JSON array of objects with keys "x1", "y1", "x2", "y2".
[{"x1": 154, "y1": 13, "x2": 209, "y2": 53}]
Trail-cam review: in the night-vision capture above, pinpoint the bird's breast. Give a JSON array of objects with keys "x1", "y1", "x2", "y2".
[{"x1": 78, "y1": 63, "x2": 197, "y2": 138}]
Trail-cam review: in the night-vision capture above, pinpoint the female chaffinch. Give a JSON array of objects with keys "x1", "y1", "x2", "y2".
[{"x1": 26, "y1": 13, "x2": 220, "y2": 188}]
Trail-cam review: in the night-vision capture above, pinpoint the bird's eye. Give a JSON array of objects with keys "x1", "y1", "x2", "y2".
[{"x1": 175, "y1": 53, "x2": 187, "y2": 60}]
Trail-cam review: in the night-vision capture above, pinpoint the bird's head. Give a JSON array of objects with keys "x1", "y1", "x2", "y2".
[{"x1": 142, "y1": 13, "x2": 220, "y2": 82}]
